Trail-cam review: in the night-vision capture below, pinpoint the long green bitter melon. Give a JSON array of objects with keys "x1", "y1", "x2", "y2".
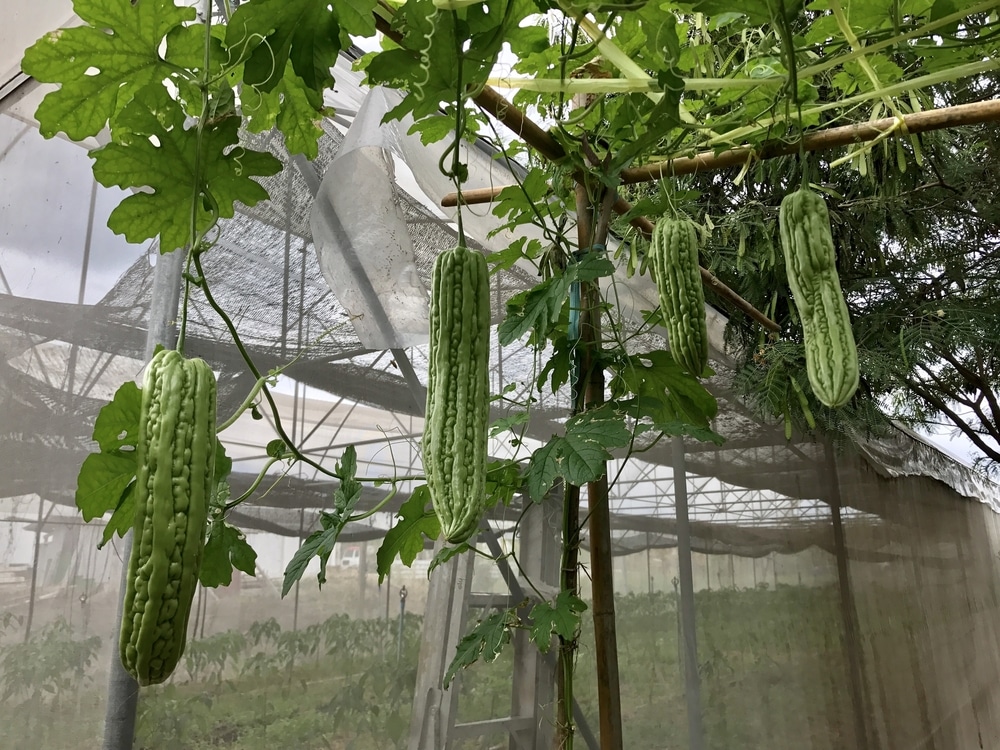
[
  {"x1": 423, "y1": 245, "x2": 491, "y2": 544},
  {"x1": 120, "y1": 349, "x2": 217, "y2": 686},
  {"x1": 650, "y1": 218, "x2": 709, "y2": 377},
  {"x1": 779, "y1": 188, "x2": 859, "y2": 408}
]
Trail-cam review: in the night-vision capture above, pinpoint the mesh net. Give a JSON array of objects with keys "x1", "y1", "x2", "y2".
[{"x1": 4, "y1": 59, "x2": 1000, "y2": 750}]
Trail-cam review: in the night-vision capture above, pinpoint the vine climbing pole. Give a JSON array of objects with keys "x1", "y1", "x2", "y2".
[
  {"x1": 572, "y1": 175, "x2": 624, "y2": 749},
  {"x1": 102, "y1": 247, "x2": 187, "y2": 750}
]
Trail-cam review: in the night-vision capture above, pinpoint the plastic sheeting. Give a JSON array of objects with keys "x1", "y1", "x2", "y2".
[{"x1": 310, "y1": 88, "x2": 430, "y2": 349}]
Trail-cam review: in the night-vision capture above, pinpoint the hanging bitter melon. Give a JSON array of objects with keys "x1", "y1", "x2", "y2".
[
  {"x1": 423, "y1": 245, "x2": 491, "y2": 544},
  {"x1": 650, "y1": 217, "x2": 709, "y2": 377},
  {"x1": 779, "y1": 188, "x2": 859, "y2": 408},
  {"x1": 120, "y1": 349, "x2": 217, "y2": 686}
]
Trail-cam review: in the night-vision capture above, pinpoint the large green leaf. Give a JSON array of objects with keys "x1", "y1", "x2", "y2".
[
  {"x1": 21, "y1": 0, "x2": 194, "y2": 140},
  {"x1": 524, "y1": 404, "x2": 633, "y2": 500},
  {"x1": 90, "y1": 84, "x2": 281, "y2": 252},
  {"x1": 226, "y1": 0, "x2": 342, "y2": 92},
  {"x1": 444, "y1": 609, "x2": 517, "y2": 688},
  {"x1": 92, "y1": 381, "x2": 142, "y2": 453},
  {"x1": 376, "y1": 486, "x2": 441, "y2": 584},
  {"x1": 76, "y1": 451, "x2": 137, "y2": 524},
  {"x1": 529, "y1": 590, "x2": 588, "y2": 653},
  {"x1": 201, "y1": 521, "x2": 258, "y2": 588},
  {"x1": 241, "y1": 62, "x2": 326, "y2": 159}
]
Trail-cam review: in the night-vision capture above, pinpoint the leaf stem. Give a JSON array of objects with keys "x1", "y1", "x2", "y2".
[
  {"x1": 223, "y1": 456, "x2": 283, "y2": 511},
  {"x1": 189, "y1": 251, "x2": 341, "y2": 480},
  {"x1": 217, "y1": 376, "x2": 268, "y2": 433}
]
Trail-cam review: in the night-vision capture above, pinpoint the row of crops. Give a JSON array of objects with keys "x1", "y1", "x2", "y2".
[{"x1": 1, "y1": 585, "x2": 853, "y2": 750}]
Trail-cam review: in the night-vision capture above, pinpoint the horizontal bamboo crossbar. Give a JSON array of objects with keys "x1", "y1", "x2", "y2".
[{"x1": 441, "y1": 98, "x2": 1000, "y2": 205}]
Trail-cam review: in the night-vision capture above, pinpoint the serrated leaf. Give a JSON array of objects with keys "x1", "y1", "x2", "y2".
[
  {"x1": 525, "y1": 438, "x2": 562, "y2": 502},
  {"x1": 376, "y1": 486, "x2": 441, "y2": 584},
  {"x1": 574, "y1": 254, "x2": 616, "y2": 281},
  {"x1": 524, "y1": 405, "x2": 632, "y2": 500},
  {"x1": 559, "y1": 405, "x2": 632, "y2": 486},
  {"x1": 444, "y1": 609, "x2": 517, "y2": 688},
  {"x1": 92, "y1": 381, "x2": 142, "y2": 452},
  {"x1": 281, "y1": 445, "x2": 362, "y2": 595},
  {"x1": 200, "y1": 521, "x2": 258, "y2": 587},
  {"x1": 226, "y1": 0, "x2": 341, "y2": 93},
  {"x1": 428, "y1": 543, "x2": 471, "y2": 575},
  {"x1": 91, "y1": 84, "x2": 281, "y2": 252},
  {"x1": 536, "y1": 334, "x2": 573, "y2": 394},
  {"x1": 21, "y1": 0, "x2": 195, "y2": 140},
  {"x1": 610, "y1": 350, "x2": 718, "y2": 428},
  {"x1": 529, "y1": 590, "x2": 588, "y2": 653},
  {"x1": 484, "y1": 459, "x2": 523, "y2": 509},
  {"x1": 334, "y1": 0, "x2": 379, "y2": 38},
  {"x1": 487, "y1": 237, "x2": 540, "y2": 274},
  {"x1": 498, "y1": 275, "x2": 572, "y2": 346},
  {"x1": 489, "y1": 411, "x2": 529, "y2": 437},
  {"x1": 163, "y1": 23, "x2": 228, "y2": 76},
  {"x1": 281, "y1": 514, "x2": 343, "y2": 597},
  {"x1": 243, "y1": 62, "x2": 325, "y2": 159},
  {"x1": 76, "y1": 450, "x2": 137, "y2": 523},
  {"x1": 407, "y1": 115, "x2": 457, "y2": 146},
  {"x1": 98, "y1": 480, "x2": 136, "y2": 549}
]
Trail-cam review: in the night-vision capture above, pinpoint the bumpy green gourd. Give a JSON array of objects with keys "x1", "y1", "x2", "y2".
[
  {"x1": 423, "y1": 245, "x2": 491, "y2": 544},
  {"x1": 779, "y1": 188, "x2": 859, "y2": 408},
  {"x1": 120, "y1": 349, "x2": 217, "y2": 686},
  {"x1": 650, "y1": 218, "x2": 709, "y2": 377}
]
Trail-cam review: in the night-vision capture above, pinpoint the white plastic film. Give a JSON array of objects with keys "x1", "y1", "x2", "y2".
[{"x1": 310, "y1": 89, "x2": 429, "y2": 350}]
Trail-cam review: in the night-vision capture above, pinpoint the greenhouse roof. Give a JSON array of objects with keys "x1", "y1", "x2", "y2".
[{"x1": 2, "y1": 6, "x2": 999, "y2": 559}]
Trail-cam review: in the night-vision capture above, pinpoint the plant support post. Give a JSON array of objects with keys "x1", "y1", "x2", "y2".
[
  {"x1": 575, "y1": 182, "x2": 624, "y2": 750},
  {"x1": 102, "y1": 246, "x2": 187, "y2": 750},
  {"x1": 672, "y1": 436, "x2": 705, "y2": 750}
]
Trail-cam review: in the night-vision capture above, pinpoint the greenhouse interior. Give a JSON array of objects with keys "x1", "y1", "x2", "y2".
[{"x1": 3, "y1": 1, "x2": 1000, "y2": 749}]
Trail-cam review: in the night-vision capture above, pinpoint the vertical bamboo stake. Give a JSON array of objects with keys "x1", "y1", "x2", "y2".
[{"x1": 575, "y1": 181, "x2": 624, "y2": 750}]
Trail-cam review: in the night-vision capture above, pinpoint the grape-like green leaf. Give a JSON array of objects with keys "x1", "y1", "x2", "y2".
[
  {"x1": 525, "y1": 438, "x2": 563, "y2": 502},
  {"x1": 558, "y1": 405, "x2": 632, "y2": 484},
  {"x1": 226, "y1": 0, "x2": 341, "y2": 93},
  {"x1": 92, "y1": 381, "x2": 141, "y2": 452},
  {"x1": 200, "y1": 521, "x2": 258, "y2": 588},
  {"x1": 20, "y1": 0, "x2": 195, "y2": 140},
  {"x1": 90, "y1": 84, "x2": 281, "y2": 252},
  {"x1": 610, "y1": 350, "x2": 719, "y2": 428},
  {"x1": 243, "y1": 62, "x2": 326, "y2": 159},
  {"x1": 76, "y1": 451, "x2": 137, "y2": 523},
  {"x1": 444, "y1": 609, "x2": 517, "y2": 688},
  {"x1": 529, "y1": 590, "x2": 588, "y2": 653},
  {"x1": 498, "y1": 275, "x2": 573, "y2": 346},
  {"x1": 524, "y1": 405, "x2": 633, "y2": 500},
  {"x1": 376, "y1": 486, "x2": 441, "y2": 584}
]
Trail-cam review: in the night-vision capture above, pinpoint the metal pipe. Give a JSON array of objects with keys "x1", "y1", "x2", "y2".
[
  {"x1": 672, "y1": 436, "x2": 705, "y2": 750},
  {"x1": 101, "y1": 245, "x2": 186, "y2": 750}
]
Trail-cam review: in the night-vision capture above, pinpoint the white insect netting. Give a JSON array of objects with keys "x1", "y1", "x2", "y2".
[{"x1": 4, "y1": 45, "x2": 1000, "y2": 750}]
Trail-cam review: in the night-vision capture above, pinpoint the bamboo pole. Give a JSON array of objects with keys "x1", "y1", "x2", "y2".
[
  {"x1": 441, "y1": 98, "x2": 1000, "y2": 204},
  {"x1": 575, "y1": 182, "x2": 624, "y2": 750}
]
